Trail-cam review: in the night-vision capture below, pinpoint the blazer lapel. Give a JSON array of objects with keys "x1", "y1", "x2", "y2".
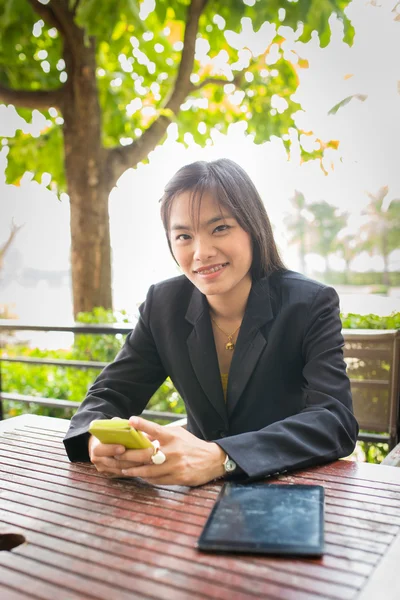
[
  {"x1": 185, "y1": 287, "x2": 228, "y2": 424},
  {"x1": 227, "y1": 277, "x2": 274, "y2": 416}
]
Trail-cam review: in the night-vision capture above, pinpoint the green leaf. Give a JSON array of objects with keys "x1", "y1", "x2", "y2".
[
  {"x1": 298, "y1": 23, "x2": 313, "y2": 44},
  {"x1": 126, "y1": 0, "x2": 141, "y2": 22},
  {"x1": 328, "y1": 94, "x2": 368, "y2": 115},
  {"x1": 5, "y1": 123, "x2": 65, "y2": 192},
  {"x1": 155, "y1": 0, "x2": 168, "y2": 24},
  {"x1": 343, "y1": 15, "x2": 355, "y2": 45}
]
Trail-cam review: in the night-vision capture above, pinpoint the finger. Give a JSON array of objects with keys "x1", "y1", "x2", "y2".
[
  {"x1": 129, "y1": 416, "x2": 167, "y2": 442},
  {"x1": 141, "y1": 475, "x2": 182, "y2": 486},
  {"x1": 115, "y1": 446, "x2": 154, "y2": 464},
  {"x1": 94, "y1": 443, "x2": 126, "y2": 458},
  {"x1": 112, "y1": 459, "x2": 148, "y2": 470},
  {"x1": 93, "y1": 459, "x2": 123, "y2": 477},
  {"x1": 121, "y1": 464, "x2": 170, "y2": 479},
  {"x1": 93, "y1": 456, "x2": 123, "y2": 470},
  {"x1": 95, "y1": 467, "x2": 124, "y2": 476}
]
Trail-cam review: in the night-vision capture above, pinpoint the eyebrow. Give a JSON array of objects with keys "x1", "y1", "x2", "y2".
[{"x1": 170, "y1": 215, "x2": 232, "y2": 231}]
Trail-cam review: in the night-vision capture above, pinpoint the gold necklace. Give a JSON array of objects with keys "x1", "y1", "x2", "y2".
[{"x1": 210, "y1": 316, "x2": 241, "y2": 351}]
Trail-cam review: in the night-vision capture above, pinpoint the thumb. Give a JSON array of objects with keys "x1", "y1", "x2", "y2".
[{"x1": 129, "y1": 416, "x2": 167, "y2": 441}]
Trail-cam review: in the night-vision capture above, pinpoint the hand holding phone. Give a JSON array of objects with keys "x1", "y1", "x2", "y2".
[{"x1": 89, "y1": 418, "x2": 153, "y2": 450}]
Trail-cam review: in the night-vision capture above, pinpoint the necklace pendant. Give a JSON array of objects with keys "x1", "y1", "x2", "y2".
[{"x1": 226, "y1": 341, "x2": 235, "y2": 351}]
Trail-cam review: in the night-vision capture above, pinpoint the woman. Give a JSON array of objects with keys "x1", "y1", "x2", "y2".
[{"x1": 63, "y1": 158, "x2": 358, "y2": 486}]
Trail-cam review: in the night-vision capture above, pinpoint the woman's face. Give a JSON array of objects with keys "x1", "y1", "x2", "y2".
[{"x1": 169, "y1": 190, "x2": 253, "y2": 300}]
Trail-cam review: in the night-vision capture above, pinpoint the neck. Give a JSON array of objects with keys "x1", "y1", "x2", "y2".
[{"x1": 207, "y1": 275, "x2": 252, "y2": 321}]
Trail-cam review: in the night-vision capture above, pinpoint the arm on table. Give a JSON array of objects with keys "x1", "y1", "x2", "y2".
[
  {"x1": 63, "y1": 285, "x2": 167, "y2": 462},
  {"x1": 215, "y1": 285, "x2": 359, "y2": 481}
]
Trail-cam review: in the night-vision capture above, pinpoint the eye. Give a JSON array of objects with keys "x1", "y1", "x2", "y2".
[
  {"x1": 213, "y1": 224, "x2": 231, "y2": 234},
  {"x1": 175, "y1": 233, "x2": 191, "y2": 241}
]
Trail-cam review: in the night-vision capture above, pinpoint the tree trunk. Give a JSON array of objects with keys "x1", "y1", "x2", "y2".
[
  {"x1": 299, "y1": 232, "x2": 307, "y2": 275},
  {"x1": 61, "y1": 39, "x2": 112, "y2": 318},
  {"x1": 324, "y1": 255, "x2": 330, "y2": 278},
  {"x1": 382, "y1": 254, "x2": 390, "y2": 286},
  {"x1": 344, "y1": 259, "x2": 350, "y2": 284},
  {"x1": 381, "y1": 230, "x2": 390, "y2": 287}
]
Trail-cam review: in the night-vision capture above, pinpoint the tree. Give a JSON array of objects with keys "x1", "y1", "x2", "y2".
[
  {"x1": 307, "y1": 201, "x2": 347, "y2": 275},
  {"x1": 359, "y1": 186, "x2": 400, "y2": 285},
  {"x1": 283, "y1": 190, "x2": 310, "y2": 275},
  {"x1": 0, "y1": 0, "x2": 354, "y2": 316},
  {"x1": 334, "y1": 233, "x2": 359, "y2": 284}
]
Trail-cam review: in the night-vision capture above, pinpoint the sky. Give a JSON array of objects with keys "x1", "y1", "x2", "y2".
[{"x1": 1, "y1": 0, "x2": 400, "y2": 328}]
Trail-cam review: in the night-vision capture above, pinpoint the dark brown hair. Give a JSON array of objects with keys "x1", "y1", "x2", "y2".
[{"x1": 159, "y1": 158, "x2": 286, "y2": 280}]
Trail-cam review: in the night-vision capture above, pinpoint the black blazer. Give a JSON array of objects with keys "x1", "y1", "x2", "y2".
[{"x1": 64, "y1": 270, "x2": 358, "y2": 480}]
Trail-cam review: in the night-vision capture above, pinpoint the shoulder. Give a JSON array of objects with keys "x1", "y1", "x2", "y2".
[
  {"x1": 270, "y1": 269, "x2": 333, "y2": 292},
  {"x1": 267, "y1": 269, "x2": 339, "y2": 309},
  {"x1": 272, "y1": 269, "x2": 325, "y2": 291}
]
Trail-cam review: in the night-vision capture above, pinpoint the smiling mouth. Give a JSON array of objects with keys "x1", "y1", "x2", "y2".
[{"x1": 194, "y1": 262, "x2": 229, "y2": 275}]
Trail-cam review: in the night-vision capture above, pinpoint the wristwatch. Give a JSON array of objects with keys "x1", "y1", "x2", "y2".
[{"x1": 223, "y1": 454, "x2": 237, "y2": 474}]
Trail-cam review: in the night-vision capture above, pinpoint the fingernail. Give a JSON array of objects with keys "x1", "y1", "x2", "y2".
[
  {"x1": 121, "y1": 469, "x2": 128, "y2": 475},
  {"x1": 115, "y1": 447, "x2": 125, "y2": 454}
]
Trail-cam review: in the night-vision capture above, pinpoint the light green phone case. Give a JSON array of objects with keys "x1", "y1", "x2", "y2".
[{"x1": 89, "y1": 419, "x2": 153, "y2": 449}]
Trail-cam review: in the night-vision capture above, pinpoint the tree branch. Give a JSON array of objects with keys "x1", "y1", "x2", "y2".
[
  {"x1": 72, "y1": 0, "x2": 82, "y2": 16},
  {"x1": 0, "y1": 83, "x2": 64, "y2": 110},
  {"x1": 163, "y1": 0, "x2": 208, "y2": 114},
  {"x1": 49, "y1": 0, "x2": 82, "y2": 46},
  {"x1": 26, "y1": 0, "x2": 65, "y2": 34},
  {"x1": 192, "y1": 73, "x2": 243, "y2": 91},
  {"x1": 0, "y1": 220, "x2": 24, "y2": 270},
  {"x1": 107, "y1": 0, "x2": 209, "y2": 182},
  {"x1": 28, "y1": 0, "x2": 82, "y2": 52},
  {"x1": 192, "y1": 77, "x2": 229, "y2": 91}
]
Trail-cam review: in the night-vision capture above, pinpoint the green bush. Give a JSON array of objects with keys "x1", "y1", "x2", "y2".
[
  {"x1": 341, "y1": 312, "x2": 400, "y2": 329},
  {"x1": 349, "y1": 441, "x2": 389, "y2": 464},
  {"x1": 313, "y1": 270, "x2": 400, "y2": 286},
  {"x1": 1, "y1": 307, "x2": 184, "y2": 420}
]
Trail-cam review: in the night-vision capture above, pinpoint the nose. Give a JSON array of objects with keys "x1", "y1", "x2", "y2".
[{"x1": 193, "y1": 235, "x2": 216, "y2": 262}]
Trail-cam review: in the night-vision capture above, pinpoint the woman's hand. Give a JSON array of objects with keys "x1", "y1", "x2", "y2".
[
  {"x1": 114, "y1": 416, "x2": 226, "y2": 487},
  {"x1": 88, "y1": 433, "x2": 154, "y2": 476}
]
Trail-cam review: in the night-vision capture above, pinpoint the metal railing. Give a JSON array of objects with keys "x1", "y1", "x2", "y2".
[
  {"x1": 0, "y1": 320, "x2": 182, "y2": 424},
  {"x1": 0, "y1": 321, "x2": 399, "y2": 448}
]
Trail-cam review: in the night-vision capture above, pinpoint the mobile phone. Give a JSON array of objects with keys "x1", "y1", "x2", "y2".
[{"x1": 89, "y1": 418, "x2": 153, "y2": 450}]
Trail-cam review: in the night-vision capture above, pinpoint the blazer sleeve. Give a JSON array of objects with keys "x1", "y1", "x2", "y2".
[
  {"x1": 216, "y1": 285, "x2": 359, "y2": 481},
  {"x1": 63, "y1": 285, "x2": 167, "y2": 462}
]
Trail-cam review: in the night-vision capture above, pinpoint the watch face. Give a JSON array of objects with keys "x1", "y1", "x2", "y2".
[{"x1": 225, "y1": 458, "x2": 237, "y2": 473}]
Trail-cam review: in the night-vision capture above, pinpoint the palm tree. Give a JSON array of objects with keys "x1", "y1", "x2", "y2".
[
  {"x1": 284, "y1": 190, "x2": 310, "y2": 275},
  {"x1": 334, "y1": 233, "x2": 359, "y2": 284},
  {"x1": 359, "y1": 186, "x2": 400, "y2": 286},
  {"x1": 307, "y1": 201, "x2": 348, "y2": 276}
]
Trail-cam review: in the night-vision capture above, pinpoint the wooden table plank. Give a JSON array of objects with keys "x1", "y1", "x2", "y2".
[
  {"x1": 0, "y1": 586, "x2": 34, "y2": 600},
  {"x1": 0, "y1": 562, "x2": 95, "y2": 600},
  {"x1": 357, "y1": 534, "x2": 400, "y2": 600},
  {"x1": 0, "y1": 414, "x2": 69, "y2": 433},
  {"x1": 1, "y1": 415, "x2": 400, "y2": 600}
]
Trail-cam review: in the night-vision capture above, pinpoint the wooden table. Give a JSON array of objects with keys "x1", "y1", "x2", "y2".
[{"x1": 0, "y1": 415, "x2": 399, "y2": 600}]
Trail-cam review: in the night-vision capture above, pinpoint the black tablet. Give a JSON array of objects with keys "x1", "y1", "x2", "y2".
[{"x1": 197, "y1": 482, "x2": 325, "y2": 556}]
